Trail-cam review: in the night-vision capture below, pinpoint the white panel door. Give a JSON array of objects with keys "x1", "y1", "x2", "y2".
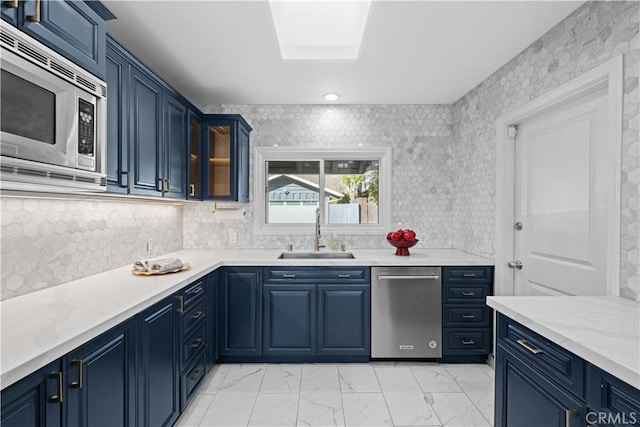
[{"x1": 514, "y1": 88, "x2": 610, "y2": 296}]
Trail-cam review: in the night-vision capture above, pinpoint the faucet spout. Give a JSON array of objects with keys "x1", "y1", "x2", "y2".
[{"x1": 313, "y1": 208, "x2": 325, "y2": 251}]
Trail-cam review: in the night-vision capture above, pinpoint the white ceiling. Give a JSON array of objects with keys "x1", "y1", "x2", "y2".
[{"x1": 103, "y1": 1, "x2": 584, "y2": 106}]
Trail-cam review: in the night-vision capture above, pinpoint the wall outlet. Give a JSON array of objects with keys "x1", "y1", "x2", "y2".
[
  {"x1": 229, "y1": 229, "x2": 238, "y2": 244},
  {"x1": 146, "y1": 239, "x2": 153, "y2": 254}
]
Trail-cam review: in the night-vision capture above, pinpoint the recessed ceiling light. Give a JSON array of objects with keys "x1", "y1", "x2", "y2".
[
  {"x1": 323, "y1": 93, "x2": 340, "y2": 101},
  {"x1": 269, "y1": 0, "x2": 371, "y2": 60}
]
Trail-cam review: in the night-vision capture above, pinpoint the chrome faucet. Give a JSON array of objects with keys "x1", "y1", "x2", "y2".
[{"x1": 313, "y1": 208, "x2": 325, "y2": 251}]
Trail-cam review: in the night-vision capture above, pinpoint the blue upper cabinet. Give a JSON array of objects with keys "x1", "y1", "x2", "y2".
[
  {"x1": 1, "y1": 1, "x2": 18, "y2": 25},
  {"x1": 105, "y1": 38, "x2": 130, "y2": 193},
  {"x1": 163, "y1": 92, "x2": 187, "y2": 199},
  {"x1": 3, "y1": 0, "x2": 116, "y2": 79},
  {"x1": 201, "y1": 115, "x2": 252, "y2": 202}
]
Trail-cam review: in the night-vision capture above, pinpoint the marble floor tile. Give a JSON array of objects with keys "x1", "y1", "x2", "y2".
[
  {"x1": 375, "y1": 366, "x2": 423, "y2": 394},
  {"x1": 199, "y1": 364, "x2": 231, "y2": 394},
  {"x1": 301, "y1": 364, "x2": 341, "y2": 394},
  {"x1": 338, "y1": 364, "x2": 381, "y2": 393},
  {"x1": 428, "y1": 392, "x2": 490, "y2": 427},
  {"x1": 218, "y1": 365, "x2": 266, "y2": 393},
  {"x1": 410, "y1": 366, "x2": 463, "y2": 393},
  {"x1": 174, "y1": 393, "x2": 215, "y2": 427},
  {"x1": 297, "y1": 392, "x2": 345, "y2": 427},
  {"x1": 248, "y1": 393, "x2": 299, "y2": 426},
  {"x1": 444, "y1": 365, "x2": 494, "y2": 391},
  {"x1": 464, "y1": 381, "x2": 495, "y2": 425},
  {"x1": 384, "y1": 392, "x2": 442, "y2": 426},
  {"x1": 199, "y1": 392, "x2": 257, "y2": 426},
  {"x1": 260, "y1": 364, "x2": 302, "y2": 393},
  {"x1": 342, "y1": 393, "x2": 393, "y2": 426}
]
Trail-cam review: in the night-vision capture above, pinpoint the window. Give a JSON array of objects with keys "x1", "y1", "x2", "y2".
[{"x1": 254, "y1": 147, "x2": 391, "y2": 235}]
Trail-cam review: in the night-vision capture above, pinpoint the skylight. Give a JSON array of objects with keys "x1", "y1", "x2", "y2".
[{"x1": 269, "y1": 0, "x2": 372, "y2": 60}]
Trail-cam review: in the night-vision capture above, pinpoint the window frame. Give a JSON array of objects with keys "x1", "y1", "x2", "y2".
[{"x1": 254, "y1": 146, "x2": 392, "y2": 235}]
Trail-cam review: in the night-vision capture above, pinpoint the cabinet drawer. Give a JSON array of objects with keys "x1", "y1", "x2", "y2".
[
  {"x1": 177, "y1": 280, "x2": 206, "y2": 312},
  {"x1": 181, "y1": 353, "x2": 206, "y2": 410},
  {"x1": 262, "y1": 267, "x2": 369, "y2": 284},
  {"x1": 444, "y1": 283, "x2": 491, "y2": 303},
  {"x1": 181, "y1": 298, "x2": 206, "y2": 335},
  {"x1": 498, "y1": 315, "x2": 585, "y2": 398},
  {"x1": 443, "y1": 329, "x2": 491, "y2": 354},
  {"x1": 443, "y1": 305, "x2": 491, "y2": 327},
  {"x1": 443, "y1": 267, "x2": 493, "y2": 284},
  {"x1": 181, "y1": 323, "x2": 206, "y2": 368}
]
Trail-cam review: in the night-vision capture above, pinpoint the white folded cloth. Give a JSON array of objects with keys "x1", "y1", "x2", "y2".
[{"x1": 133, "y1": 258, "x2": 184, "y2": 273}]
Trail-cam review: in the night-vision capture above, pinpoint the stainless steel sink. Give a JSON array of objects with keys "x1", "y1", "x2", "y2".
[{"x1": 277, "y1": 252, "x2": 355, "y2": 259}]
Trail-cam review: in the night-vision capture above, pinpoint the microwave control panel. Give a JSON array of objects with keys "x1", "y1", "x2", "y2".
[{"x1": 78, "y1": 99, "x2": 95, "y2": 157}]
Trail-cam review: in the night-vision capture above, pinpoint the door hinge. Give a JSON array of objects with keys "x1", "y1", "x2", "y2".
[{"x1": 507, "y1": 125, "x2": 518, "y2": 139}]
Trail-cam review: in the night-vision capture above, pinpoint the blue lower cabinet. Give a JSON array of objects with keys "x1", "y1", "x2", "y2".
[
  {"x1": 219, "y1": 267, "x2": 262, "y2": 357},
  {"x1": 1, "y1": 360, "x2": 62, "y2": 427},
  {"x1": 263, "y1": 284, "x2": 316, "y2": 355},
  {"x1": 65, "y1": 319, "x2": 136, "y2": 427},
  {"x1": 136, "y1": 297, "x2": 179, "y2": 427},
  {"x1": 587, "y1": 365, "x2": 640, "y2": 427},
  {"x1": 317, "y1": 284, "x2": 370, "y2": 357},
  {"x1": 206, "y1": 271, "x2": 219, "y2": 368},
  {"x1": 495, "y1": 343, "x2": 587, "y2": 427},
  {"x1": 1, "y1": 1, "x2": 17, "y2": 25}
]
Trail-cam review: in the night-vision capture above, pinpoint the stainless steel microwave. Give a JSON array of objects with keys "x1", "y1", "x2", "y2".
[{"x1": 0, "y1": 22, "x2": 107, "y2": 192}]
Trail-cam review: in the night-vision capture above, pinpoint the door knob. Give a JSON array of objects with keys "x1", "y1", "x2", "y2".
[{"x1": 508, "y1": 260, "x2": 523, "y2": 270}]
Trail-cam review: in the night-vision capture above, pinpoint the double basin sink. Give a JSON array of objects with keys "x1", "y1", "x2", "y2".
[{"x1": 277, "y1": 252, "x2": 355, "y2": 259}]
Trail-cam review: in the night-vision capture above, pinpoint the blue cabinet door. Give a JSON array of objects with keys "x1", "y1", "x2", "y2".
[
  {"x1": 129, "y1": 66, "x2": 162, "y2": 196},
  {"x1": 219, "y1": 267, "x2": 262, "y2": 357},
  {"x1": 65, "y1": 320, "x2": 135, "y2": 427},
  {"x1": 587, "y1": 365, "x2": 640, "y2": 427},
  {"x1": 263, "y1": 284, "x2": 316, "y2": 355},
  {"x1": 1, "y1": 360, "x2": 62, "y2": 427},
  {"x1": 136, "y1": 298, "x2": 179, "y2": 427},
  {"x1": 1, "y1": 1, "x2": 18, "y2": 25},
  {"x1": 207, "y1": 271, "x2": 219, "y2": 367},
  {"x1": 495, "y1": 343, "x2": 587, "y2": 427},
  {"x1": 317, "y1": 284, "x2": 370, "y2": 356},
  {"x1": 105, "y1": 37, "x2": 130, "y2": 193},
  {"x1": 19, "y1": 0, "x2": 106, "y2": 78},
  {"x1": 163, "y1": 92, "x2": 187, "y2": 198}
]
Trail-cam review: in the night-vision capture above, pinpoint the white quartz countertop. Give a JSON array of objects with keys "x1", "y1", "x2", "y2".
[
  {"x1": 487, "y1": 296, "x2": 640, "y2": 390},
  {"x1": 1, "y1": 248, "x2": 491, "y2": 388}
]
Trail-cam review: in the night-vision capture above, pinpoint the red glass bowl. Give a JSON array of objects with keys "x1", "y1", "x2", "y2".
[{"x1": 387, "y1": 238, "x2": 419, "y2": 256}]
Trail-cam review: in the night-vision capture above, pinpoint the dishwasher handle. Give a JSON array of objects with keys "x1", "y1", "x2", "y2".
[{"x1": 376, "y1": 275, "x2": 440, "y2": 280}]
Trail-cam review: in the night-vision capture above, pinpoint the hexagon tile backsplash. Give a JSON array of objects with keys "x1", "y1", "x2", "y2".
[{"x1": 1, "y1": 197, "x2": 183, "y2": 300}]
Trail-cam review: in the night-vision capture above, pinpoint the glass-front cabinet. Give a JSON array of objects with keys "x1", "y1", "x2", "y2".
[{"x1": 200, "y1": 114, "x2": 252, "y2": 202}]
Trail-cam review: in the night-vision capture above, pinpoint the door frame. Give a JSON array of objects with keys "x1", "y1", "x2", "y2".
[{"x1": 494, "y1": 56, "x2": 623, "y2": 297}]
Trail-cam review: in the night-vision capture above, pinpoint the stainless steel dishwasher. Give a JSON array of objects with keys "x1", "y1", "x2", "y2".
[{"x1": 371, "y1": 266, "x2": 442, "y2": 358}]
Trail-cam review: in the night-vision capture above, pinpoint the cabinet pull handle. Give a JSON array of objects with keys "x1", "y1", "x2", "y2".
[
  {"x1": 27, "y1": 0, "x2": 40, "y2": 22},
  {"x1": 3, "y1": 1, "x2": 18, "y2": 8},
  {"x1": 190, "y1": 338, "x2": 204, "y2": 349},
  {"x1": 176, "y1": 296, "x2": 184, "y2": 313},
  {"x1": 49, "y1": 371, "x2": 63, "y2": 403},
  {"x1": 187, "y1": 286, "x2": 203, "y2": 295},
  {"x1": 122, "y1": 171, "x2": 131, "y2": 189},
  {"x1": 337, "y1": 274, "x2": 351, "y2": 278},
  {"x1": 282, "y1": 273, "x2": 296, "y2": 278},
  {"x1": 70, "y1": 359, "x2": 83, "y2": 388},
  {"x1": 462, "y1": 273, "x2": 477, "y2": 277},
  {"x1": 516, "y1": 339, "x2": 543, "y2": 355},
  {"x1": 189, "y1": 184, "x2": 195, "y2": 196},
  {"x1": 461, "y1": 340, "x2": 476, "y2": 345},
  {"x1": 565, "y1": 409, "x2": 577, "y2": 427},
  {"x1": 191, "y1": 369, "x2": 204, "y2": 381},
  {"x1": 461, "y1": 291, "x2": 476, "y2": 296},
  {"x1": 166, "y1": 179, "x2": 171, "y2": 192},
  {"x1": 461, "y1": 314, "x2": 476, "y2": 319},
  {"x1": 191, "y1": 310, "x2": 204, "y2": 320}
]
